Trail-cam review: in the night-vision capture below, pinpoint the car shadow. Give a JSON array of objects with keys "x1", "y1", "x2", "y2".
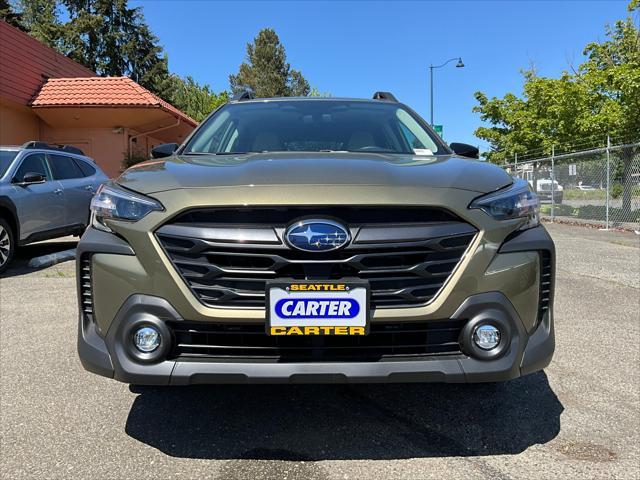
[
  {"x1": 1, "y1": 238, "x2": 77, "y2": 278},
  {"x1": 125, "y1": 371, "x2": 562, "y2": 460}
]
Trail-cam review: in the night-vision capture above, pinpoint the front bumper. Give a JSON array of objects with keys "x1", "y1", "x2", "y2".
[
  {"x1": 78, "y1": 290, "x2": 554, "y2": 385},
  {"x1": 77, "y1": 225, "x2": 555, "y2": 385}
]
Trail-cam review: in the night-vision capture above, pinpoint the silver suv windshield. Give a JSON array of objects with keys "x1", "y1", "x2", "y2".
[
  {"x1": 184, "y1": 100, "x2": 445, "y2": 155},
  {"x1": 0, "y1": 150, "x2": 19, "y2": 177}
]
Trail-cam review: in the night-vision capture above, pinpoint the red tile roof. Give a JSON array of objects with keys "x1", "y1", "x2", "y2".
[
  {"x1": 31, "y1": 76, "x2": 197, "y2": 126},
  {"x1": 0, "y1": 20, "x2": 95, "y2": 105}
]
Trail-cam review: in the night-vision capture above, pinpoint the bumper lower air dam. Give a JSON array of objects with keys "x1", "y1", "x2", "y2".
[{"x1": 77, "y1": 291, "x2": 554, "y2": 385}]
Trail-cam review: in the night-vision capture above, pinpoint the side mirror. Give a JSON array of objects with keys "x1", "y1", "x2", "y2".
[
  {"x1": 17, "y1": 172, "x2": 46, "y2": 185},
  {"x1": 151, "y1": 143, "x2": 179, "y2": 159},
  {"x1": 450, "y1": 142, "x2": 479, "y2": 159}
]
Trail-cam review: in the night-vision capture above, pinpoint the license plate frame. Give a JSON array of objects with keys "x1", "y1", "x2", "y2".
[{"x1": 266, "y1": 279, "x2": 370, "y2": 336}]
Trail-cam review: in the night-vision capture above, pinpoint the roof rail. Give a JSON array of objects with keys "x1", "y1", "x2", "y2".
[
  {"x1": 22, "y1": 141, "x2": 85, "y2": 156},
  {"x1": 232, "y1": 90, "x2": 256, "y2": 101},
  {"x1": 22, "y1": 141, "x2": 50, "y2": 150},
  {"x1": 372, "y1": 91, "x2": 398, "y2": 102},
  {"x1": 60, "y1": 145, "x2": 85, "y2": 155}
]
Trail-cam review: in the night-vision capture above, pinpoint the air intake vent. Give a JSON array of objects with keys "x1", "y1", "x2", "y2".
[
  {"x1": 538, "y1": 250, "x2": 552, "y2": 321},
  {"x1": 79, "y1": 256, "x2": 94, "y2": 322},
  {"x1": 168, "y1": 319, "x2": 465, "y2": 362}
]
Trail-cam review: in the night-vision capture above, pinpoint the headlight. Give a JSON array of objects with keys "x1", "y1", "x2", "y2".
[
  {"x1": 90, "y1": 183, "x2": 163, "y2": 232},
  {"x1": 470, "y1": 179, "x2": 539, "y2": 229}
]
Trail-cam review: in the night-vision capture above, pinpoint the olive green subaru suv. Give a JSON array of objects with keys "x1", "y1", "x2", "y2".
[{"x1": 77, "y1": 92, "x2": 555, "y2": 385}]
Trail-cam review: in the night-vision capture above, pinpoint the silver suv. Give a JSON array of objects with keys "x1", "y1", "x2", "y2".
[{"x1": 0, "y1": 142, "x2": 108, "y2": 273}]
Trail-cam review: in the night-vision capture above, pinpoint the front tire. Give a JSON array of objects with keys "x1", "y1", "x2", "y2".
[{"x1": 0, "y1": 218, "x2": 15, "y2": 274}]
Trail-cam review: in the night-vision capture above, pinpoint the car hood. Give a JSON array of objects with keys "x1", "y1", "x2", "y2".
[{"x1": 117, "y1": 152, "x2": 512, "y2": 195}]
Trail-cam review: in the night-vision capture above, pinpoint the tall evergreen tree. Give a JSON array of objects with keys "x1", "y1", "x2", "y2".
[
  {"x1": 6, "y1": 0, "x2": 229, "y2": 121},
  {"x1": 60, "y1": 0, "x2": 169, "y2": 95},
  {"x1": 0, "y1": 0, "x2": 24, "y2": 29},
  {"x1": 230, "y1": 28, "x2": 310, "y2": 97},
  {"x1": 15, "y1": 0, "x2": 62, "y2": 47}
]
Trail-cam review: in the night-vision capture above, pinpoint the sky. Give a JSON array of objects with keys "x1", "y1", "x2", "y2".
[{"x1": 131, "y1": 0, "x2": 630, "y2": 150}]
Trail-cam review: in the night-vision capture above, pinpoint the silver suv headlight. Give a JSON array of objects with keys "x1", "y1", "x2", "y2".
[
  {"x1": 470, "y1": 179, "x2": 540, "y2": 229},
  {"x1": 90, "y1": 183, "x2": 163, "y2": 232}
]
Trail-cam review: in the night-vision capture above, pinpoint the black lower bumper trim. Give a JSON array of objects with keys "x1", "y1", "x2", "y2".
[{"x1": 77, "y1": 291, "x2": 555, "y2": 385}]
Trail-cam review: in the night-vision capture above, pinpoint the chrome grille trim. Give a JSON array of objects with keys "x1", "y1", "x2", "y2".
[
  {"x1": 156, "y1": 207, "x2": 477, "y2": 309},
  {"x1": 157, "y1": 224, "x2": 281, "y2": 244}
]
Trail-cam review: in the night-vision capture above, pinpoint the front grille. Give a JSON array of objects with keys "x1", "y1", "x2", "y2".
[
  {"x1": 169, "y1": 320, "x2": 465, "y2": 362},
  {"x1": 79, "y1": 256, "x2": 94, "y2": 321},
  {"x1": 538, "y1": 250, "x2": 553, "y2": 321},
  {"x1": 156, "y1": 207, "x2": 476, "y2": 309}
]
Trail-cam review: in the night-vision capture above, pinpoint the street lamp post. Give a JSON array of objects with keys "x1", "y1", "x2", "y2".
[{"x1": 429, "y1": 57, "x2": 464, "y2": 126}]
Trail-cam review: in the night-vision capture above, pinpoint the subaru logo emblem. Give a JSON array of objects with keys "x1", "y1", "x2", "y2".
[{"x1": 285, "y1": 219, "x2": 350, "y2": 252}]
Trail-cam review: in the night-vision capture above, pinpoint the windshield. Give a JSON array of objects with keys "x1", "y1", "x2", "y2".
[
  {"x1": 183, "y1": 100, "x2": 446, "y2": 155},
  {"x1": 0, "y1": 150, "x2": 19, "y2": 177}
]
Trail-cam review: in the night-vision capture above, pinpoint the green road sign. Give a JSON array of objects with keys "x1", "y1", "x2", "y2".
[{"x1": 433, "y1": 125, "x2": 443, "y2": 137}]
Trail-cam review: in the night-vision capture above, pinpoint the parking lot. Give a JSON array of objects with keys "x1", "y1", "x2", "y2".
[{"x1": 0, "y1": 223, "x2": 638, "y2": 480}]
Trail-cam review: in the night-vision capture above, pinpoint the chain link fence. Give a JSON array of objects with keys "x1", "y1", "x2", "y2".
[{"x1": 503, "y1": 140, "x2": 640, "y2": 232}]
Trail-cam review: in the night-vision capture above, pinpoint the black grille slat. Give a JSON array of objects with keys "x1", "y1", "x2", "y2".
[
  {"x1": 538, "y1": 251, "x2": 553, "y2": 321},
  {"x1": 80, "y1": 257, "x2": 94, "y2": 319},
  {"x1": 156, "y1": 207, "x2": 475, "y2": 309},
  {"x1": 169, "y1": 320, "x2": 465, "y2": 362}
]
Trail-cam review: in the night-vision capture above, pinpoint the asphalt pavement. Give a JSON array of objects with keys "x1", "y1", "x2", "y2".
[{"x1": 0, "y1": 224, "x2": 638, "y2": 479}]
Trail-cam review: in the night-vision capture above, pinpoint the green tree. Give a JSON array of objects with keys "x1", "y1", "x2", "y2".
[
  {"x1": 475, "y1": 10, "x2": 639, "y2": 162},
  {"x1": 309, "y1": 87, "x2": 332, "y2": 97},
  {"x1": 230, "y1": 28, "x2": 310, "y2": 97},
  {"x1": 1, "y1": 0, "x2": 24, "y2": 29},
  {"x1": 473, "y1": 7, "x2": 640, "y2": 210},
  {"x1": 581, "y1": 15, "x2": 640, "y2": 211},
  {"x1": 15, "y1": 0, "x2": 62, "y2": 47},
  {"x1": 7, "y1": 0, "x2": 228, "y2": 121},
  {"x1": 60, "y1": 0, "x2": 170, "y2": 95},
  {"x1": 166, "y1": 75, "x2": 229, "y2": 122},
  {"x1": 473, "y1": 71, "x2": 596, "y2": 162},
  {"x1": 7, "y1": 1, "x2": 171, "y2": 98}
]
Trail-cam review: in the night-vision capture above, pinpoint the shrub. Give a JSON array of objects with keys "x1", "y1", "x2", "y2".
[
  {"x1": 122, "y1": 154, "x2": 149, "y2": 171},
  {"x1": 575, "y1": 206, "x2": 639, "y2": 223},
  {"x1": 610, "y1": 183, "x2": 624, "y2": 199},
  {"x1": 540, "y1": 205, "x2": 552, "y2": 214},
  {"x1": 555, "y1": 204, "x2": 576, "y2": 216},
  {"x1": 539, "y1": 204, "x2": 575, "y2": 216},
  {"x1": 574, "y1": 205, "x2": 606, "y2": 220}
]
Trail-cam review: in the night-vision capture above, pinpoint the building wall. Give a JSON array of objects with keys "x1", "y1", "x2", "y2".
[
  {"x1": 39, "y1": 124, "x2": 166, "y2": 178},
  {"x1": 0, "y1": 21, "x2": 181, "y2": 179},
  {"x1": 0, "y1": 21, "x2": 95, "y2": 106},
  {"x1": 0, "y1": 99, "x2": 41, "y2": 144},
  {"x1": 129, "y1": 130, "x2": 166, "y2": 160},
  {"x1": 0, "y1": 103, "x2": 169, "y2": 178},
  {"x1": 40, "y1": 125, "x2": 127, "y2": 178}
]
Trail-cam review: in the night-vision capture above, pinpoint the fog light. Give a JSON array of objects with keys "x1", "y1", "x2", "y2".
[
  {"x1": 133, "y1": 326, "x2": 161, "y2": 353},
  {"x1": 473, "y1": 324, "x2": 501, "y2": 350}
]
